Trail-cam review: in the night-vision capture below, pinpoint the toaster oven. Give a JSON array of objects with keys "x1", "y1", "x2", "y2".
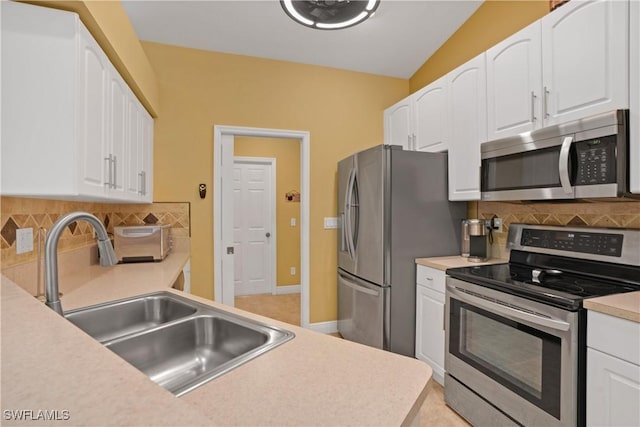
[{"x1": 114, "y1": 225, "x2": 171, "y2": 263}]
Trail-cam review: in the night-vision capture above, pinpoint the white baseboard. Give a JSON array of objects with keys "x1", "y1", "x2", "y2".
[
  {"x1": 307, "y1": 320, "x2": 338, "y2": 334},
  {"x1": 275, "y1": 284, "x2": 300, "y2": 295}
]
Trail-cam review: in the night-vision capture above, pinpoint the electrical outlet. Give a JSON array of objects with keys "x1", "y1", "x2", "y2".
[
  {"x1": 290, "y1": 267, "x2": 296, "y2": 276},
  {"x1": 16, "y1": 228, "x2": 34, "y2": 254},
  {"x1": 290, "y1": 218, "x2": 296, "y2": 227},
  {"x1": 491, "y1": 217, "x2": 503, "y2": 232}
]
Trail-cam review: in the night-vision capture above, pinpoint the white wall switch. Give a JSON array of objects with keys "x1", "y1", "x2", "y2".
[
  {"x1": 16, "y1": 228, "x2": 34, "y2": 254},
  {"x1": 324, "y1": 217, "x2": 338, "y2": 229},
  {"x1": 290, "y1": 218, "x2": 296, "y2": 227},
  {"x1": 290, "y1": 267, "x2": 296, "y2": 276}
]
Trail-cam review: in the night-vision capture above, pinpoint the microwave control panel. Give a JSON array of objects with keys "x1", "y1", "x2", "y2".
[
  {"x1": 521, "y1": 228, "x2": 623, "y2": 257},
  {"x1": 574, "y1": 135, "x2": 616, "y2": 186}
]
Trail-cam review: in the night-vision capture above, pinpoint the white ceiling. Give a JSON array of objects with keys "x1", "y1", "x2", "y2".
[{"x1": 122, "y1": 0, "x2": 483, "y2": 79}]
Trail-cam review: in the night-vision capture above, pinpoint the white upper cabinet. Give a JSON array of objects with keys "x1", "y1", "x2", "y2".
[
  {"x1": 447, "y1": 53, "x2": 487, "y2": 201},
  {"x1": 486, "y1": 21, "x2": 542, "y2": 140},
  {"x1": 383, "y1": 98, "x2": 412, "y2": 150},
  {"x1": 1, "y1": 1, "x2": 153, "y2": 203},
  {"x1": 412, "y1": 74, "x2": 450, "y2": 153},
  {"x1": 541, "y1": 0, "x2": 629, "y2": 126},
  {"x1": 124, "y1": 86, "x2": 153, "y2": 203},
  {"x1": 487, "y1": 0, "x2": 629, "y2": 141},
  {"x1": 77, "y1": 24, "x2": 110, "y2": 197},
  {"x1": 630, "y1": 0, "x2": 639, "y2": 194},
  {"x1": 384, "y1": 77, "x2": 449, "y2": 153}
]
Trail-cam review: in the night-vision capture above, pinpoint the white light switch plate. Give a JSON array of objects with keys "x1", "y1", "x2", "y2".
[
  {"x1": 324, "y1": 217, "x2": 338, "y2": 229},
  {"x1": 290, "y1": 218, "x2": 296, "y2": 227},
  {"x1": 16, "y1": 228, "x2": 34, "y2": 254}
]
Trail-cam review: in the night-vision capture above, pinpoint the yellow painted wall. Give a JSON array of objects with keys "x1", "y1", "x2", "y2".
[
  {"x1": 21, "y1": 0, "x2": 160, "y2": 116},
  {"x1": 144, "y1": 42, "x2": 407, "y2": 322},
  {"x1": 234, "y1": 138, "x2": 301, "y2": 287},
  {"x1": 409, "y1": 0, "x2": 550, "y2": 92}
]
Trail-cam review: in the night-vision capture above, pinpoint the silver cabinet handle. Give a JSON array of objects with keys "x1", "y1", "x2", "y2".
[
  {"x1": 104, "y1": 154, "x2": 113, "y2": 188},
  {"x1": 531, "y1": 91, "x2": 537, "y2": 123},
  {"x1": 558, "y1": 135, "x2": 574, "y2": 195},
  {"x1": 447, "y1": 284, "x2": 570, "y2": 331},
  {"x1": 543, "y1": 86, "x2": 550, "y2": 119},
  {"x1": 138, "y1": 171, "x2": 147, "y2": 195},
  {"x1": 112, "y1": 155, "x2": 117, "y2": 188}
]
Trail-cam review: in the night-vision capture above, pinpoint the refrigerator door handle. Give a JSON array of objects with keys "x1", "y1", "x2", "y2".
[
  {"x1": 345, "y1": 168, "x2": 356, "y2": 259},
  {"x1": 339, "y1": 272, "x2": 379, "y2": 297}
]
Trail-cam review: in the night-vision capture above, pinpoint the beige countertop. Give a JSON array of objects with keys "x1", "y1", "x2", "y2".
[
  {"x1": 416, "y1": 255, "x2": 507, "y2": 271},
  {"x1": 584, "y1": 291, "x2": 640, "y2": 323},
  {"x1": 1, "y1": 251, "x2": 431, "y2": 426}
]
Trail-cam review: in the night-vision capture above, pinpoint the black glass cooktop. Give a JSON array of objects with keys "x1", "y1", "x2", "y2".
[{"x1": 446, "y1": 251, "x2": 640, "y2": 311}]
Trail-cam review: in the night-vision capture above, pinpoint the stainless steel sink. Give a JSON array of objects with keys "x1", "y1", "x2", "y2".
[
  {"x1": 65, "y1": 294, "x2": 197, "y2": 343},
  {"x1": 65, "y1": 292, "x2": 294, "y2": 396}
]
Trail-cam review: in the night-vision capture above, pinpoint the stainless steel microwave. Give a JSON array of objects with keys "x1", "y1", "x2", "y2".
[{"x1": 481, "y1": 110, "x2": 631, "y2": 201}]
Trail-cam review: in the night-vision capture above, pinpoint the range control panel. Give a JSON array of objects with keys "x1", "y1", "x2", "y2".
[{"x1": 521, "y1": 228, "x2": 623, "y2": 257}]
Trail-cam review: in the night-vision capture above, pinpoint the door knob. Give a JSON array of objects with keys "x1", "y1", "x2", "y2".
[{"x1": 266, "y1": 232, "x2": 271, "y2": 238}]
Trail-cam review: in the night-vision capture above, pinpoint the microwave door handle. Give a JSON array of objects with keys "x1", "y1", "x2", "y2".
[
  {"x1": 558, "y1": 136, "x2": 574, "y2": 195},
  {"x1": 447, "y1": 284, "x2": 570, "y2": 332}
]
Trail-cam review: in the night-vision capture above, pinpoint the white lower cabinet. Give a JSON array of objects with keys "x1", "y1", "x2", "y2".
[
  {"x1": 587, "y1": 310, "x2": 640, "y2": 427},
  {"x1": 415, "y1": 265, "x2": 446, "y2": 385},
  {"x1": 1, "y1": 1, "x2": 153, "y2": 203}
]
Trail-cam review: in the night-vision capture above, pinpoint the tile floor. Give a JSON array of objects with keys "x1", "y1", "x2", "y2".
[{"x1": 234, "y1": 293, "x2": 469, "y2": 427}]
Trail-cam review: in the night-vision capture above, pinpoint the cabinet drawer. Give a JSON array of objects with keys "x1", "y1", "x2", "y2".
[
  {"x1": 416, "y1": 265, "x2": 446, "y2": 293},
  {"x1": 588, "y1": 310, "x2": 640, "y2": 365}
]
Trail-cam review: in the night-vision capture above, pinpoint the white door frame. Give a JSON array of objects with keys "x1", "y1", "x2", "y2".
[
  {"x1": 233, "y1": 156, "x2": 277, "y2": 296},
  {"x1": 214, "y1": 125, "x2": 310, "y2": 328}
]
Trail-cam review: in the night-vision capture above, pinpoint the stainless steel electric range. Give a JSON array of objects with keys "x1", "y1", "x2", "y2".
[{"x1": 444, "y1": 223, "x2": 640, "y2": 427}]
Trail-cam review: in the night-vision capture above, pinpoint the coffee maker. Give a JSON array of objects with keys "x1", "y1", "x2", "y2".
[{"x1": 461, "y1": 219, "x2": 489, "y2": 262}]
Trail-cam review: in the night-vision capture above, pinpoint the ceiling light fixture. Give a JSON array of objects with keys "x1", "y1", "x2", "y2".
[{"x1": 281, "y1": 0, "x2": 380, "y2": 30}]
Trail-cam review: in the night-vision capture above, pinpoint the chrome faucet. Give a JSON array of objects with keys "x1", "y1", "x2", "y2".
[{"x1": 45, "y1": 212, "x2": 117, "y2": 314}]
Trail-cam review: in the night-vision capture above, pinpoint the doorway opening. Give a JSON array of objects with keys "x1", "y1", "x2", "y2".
[{"x1": 213, "y1": 126, "x2": 310, "y2": 328}]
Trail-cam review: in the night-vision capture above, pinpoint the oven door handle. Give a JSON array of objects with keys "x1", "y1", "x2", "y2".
[
  {"x1": 558, "y1": 135, "x2": 574, "y2": 195},
  {"x1": 447, "y1": 285, "x2": 571, "y2": 332}
]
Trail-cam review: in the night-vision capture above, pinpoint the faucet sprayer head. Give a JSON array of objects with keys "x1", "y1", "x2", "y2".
[{"x1": 97, "y1": 238, "x2": 118, "y2": 266}]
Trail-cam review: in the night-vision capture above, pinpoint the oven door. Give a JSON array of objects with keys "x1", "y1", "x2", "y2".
[{"x1": 445, "y1": 277, "x2": 580, "y2": 427}]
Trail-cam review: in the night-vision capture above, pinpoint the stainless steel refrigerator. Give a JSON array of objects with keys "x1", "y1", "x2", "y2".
[{"x1": 337, "y1": 144, "x2": 465, "y2": 357}]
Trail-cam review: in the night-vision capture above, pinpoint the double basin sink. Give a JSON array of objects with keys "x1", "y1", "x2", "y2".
[{"x1": 64, "y1": 292, "x2": 294, "y2": 396}]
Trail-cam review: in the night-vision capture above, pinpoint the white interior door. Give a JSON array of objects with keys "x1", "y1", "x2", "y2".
[{"x1": 233, "y1": 157, "x2": 276, "y2": 296}]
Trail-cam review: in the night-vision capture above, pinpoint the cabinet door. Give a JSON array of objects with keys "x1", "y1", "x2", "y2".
[
  {"x1": 78, "y1": 25, "x2": 109, "y2": 197},
  {"x1": 541, "y1": 0, "x2": 629, "y2": 126},
  {"x1": 415, "y1": 284, "x2": 445, "y2": 385},
  {"x1": 139, "y1": 108, "x2": 154, "y2": 202},
  {"x1": 487, "y1": 21, "x2": 542, "y2": 140},
  {"x1": 412, "y1": 75, "x2": 449, "y2": 152},
  {"x1": 587, "y1": 348, "x2": 640, "y2": 427},
  {"x1": 447, "y1": 53, "x2": 487, "y2": 201},
  {"x1": 125, "y1": 92, "x2": 142, "y2": 199},
  {"x1": 384, "y1": 98, "x2": 412, "y2": 150},
  {"x1": 107, "y1": 63, "x2": 128, "y2": 198},
  {"x1": 630, "y1": 0, "x2": 640, "y2": 194}
]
